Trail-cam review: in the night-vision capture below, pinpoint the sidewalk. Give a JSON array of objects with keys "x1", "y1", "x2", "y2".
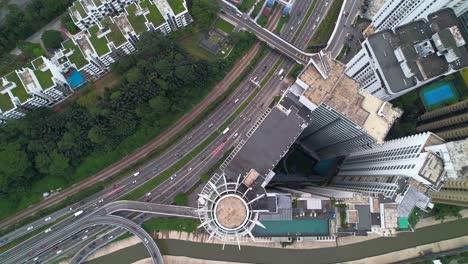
[{"x1": 343, "y1": 235, "x2": 468, "y2": 264}]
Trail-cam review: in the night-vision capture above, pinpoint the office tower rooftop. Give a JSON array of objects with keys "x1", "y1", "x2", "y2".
[{"x1": 297, "y1": 58, "x2": 401, "y2": 144}]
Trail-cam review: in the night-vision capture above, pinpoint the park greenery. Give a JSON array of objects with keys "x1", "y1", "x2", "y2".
[
  {"x1": 387, "y1": 89, "x2": 424, "y2": 140},
  {"x1": 0, "y1": 30, "x2": 257, "y2": 220},
  {"x1": 431, "y1": 204, "x2": 462, "y2": 221}
]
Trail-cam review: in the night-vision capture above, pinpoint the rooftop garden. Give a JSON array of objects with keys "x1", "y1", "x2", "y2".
[
  {"x1": 126, "y1": 4, "x2": 148, "y2": 34},
  {"x1": 167, "y1": 0, "x2": 185, "y2": 15},
  {"x1": 88, "y1": 25, "x2": 111, "y2": 56},
  {"x1": 34, "y1": 69, "x2": 54, "y2": 88},
  {"x1": 101, "y1": 17, "x2": 127, "y2": 47},
  {"x1": 0, "y1": 93, "x2": 14, "y2": 111},
  {"x1": 5, "y1": 72, "x2": 31, "y2": 103},
  {"x1": 140, "y1": 0, "x2": 165, "y2": 27},
  {"x1": 70, "y1": 1, "x2": 87, "y2": 19},
  {"x1": 31, "y1": 57, "x2": 45, "y2": 69},
  {"x1": 62, "y1": 39, "x2": 88, "y2": 69}
]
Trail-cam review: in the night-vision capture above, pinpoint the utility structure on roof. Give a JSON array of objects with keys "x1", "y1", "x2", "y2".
[{"x1": 346, "y1": 8, "x2": 468, "y2": 101}]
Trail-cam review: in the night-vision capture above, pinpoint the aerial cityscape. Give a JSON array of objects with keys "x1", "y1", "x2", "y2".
[{"x1": 0, "y1": 0, "x2": 467, "y2": 263}]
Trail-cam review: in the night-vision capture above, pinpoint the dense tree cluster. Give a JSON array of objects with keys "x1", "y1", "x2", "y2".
[
  {"x1": 41, "y1": 30, "x2": 63, "y2": 49},
  {"x1": 188, "y1": 0, "x2": 219, "y2": 30},
  {"x1": 0, "y1": 0, "x2": 73, "y2": 56},
  {"x1": 0, "y1": 31, "x2": 256, "y2": 218}
]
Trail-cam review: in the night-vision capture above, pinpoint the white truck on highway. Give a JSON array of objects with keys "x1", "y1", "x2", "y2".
[
  {"x1": 222, "y1": 127, "x2": 230, "y2": 135},
  {"x1": 74, "y1": 210, "x2": 83, "y2": 217},
  {"x1": 278, "y1": 68, "x2": 284, "y2": 76}
]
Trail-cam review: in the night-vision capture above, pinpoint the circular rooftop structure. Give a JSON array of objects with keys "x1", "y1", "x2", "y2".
[
  {"x1": 197, "y1": 173, "x2": 264, "y2": 243},
  {"x1": 214, "y1": 194, "x2": 249, "y2": 231}
]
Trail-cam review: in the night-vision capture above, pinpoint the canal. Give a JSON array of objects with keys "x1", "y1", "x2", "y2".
[{"x1": 86, "y1": 218, "x2": 468, "y2": 264}]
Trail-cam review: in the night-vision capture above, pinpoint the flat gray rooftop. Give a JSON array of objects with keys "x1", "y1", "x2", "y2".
[
  {"x1": 224, "y1": 99, "x2": 309, "y2": 182},
  {"x1": 367, "y1": 8, "x2": 468, "y2": 94}
]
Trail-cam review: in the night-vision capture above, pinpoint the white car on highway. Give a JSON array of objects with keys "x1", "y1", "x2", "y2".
[
  {"x1": 146, "y1": 192, "x2": 151, "y2": 197},
  {"x1": 44, "y1": 217, "x2": 51, "y2": 221},
  {"x1": 27, "y1": 226, "x2": 33, "y2": 231},
  {"x1": 44, "y1": 228, "x2": 52, "y2": 233}
]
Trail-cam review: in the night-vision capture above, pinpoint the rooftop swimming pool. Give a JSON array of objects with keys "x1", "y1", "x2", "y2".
[
  {"x1": 65, "y1": 68, "x2": 86, "y2": 89},
  {"x1": 253, "y1": 219, "x2": 329, "y2": 236}
]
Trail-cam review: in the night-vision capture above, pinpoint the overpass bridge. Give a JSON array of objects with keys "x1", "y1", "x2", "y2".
[
  {"x1": 17, "y1": 202, "x2": 198, "y2": 264},
  {"x1": 219, "y1": 1, "x2": 325, "y2": 67}
]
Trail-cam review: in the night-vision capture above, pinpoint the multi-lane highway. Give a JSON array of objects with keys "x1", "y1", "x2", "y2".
[{"x1": 0, "y1": 1, "x2": 361, "y2": 263}]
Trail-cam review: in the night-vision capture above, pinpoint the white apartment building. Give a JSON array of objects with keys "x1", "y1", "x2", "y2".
[
  {"x1": 372, "y1": 0, "x2": 468, "y2": 32},
  {"x1": 69, "y1": 0, "x2": 140, "y2": 30},
  {"x1": 346, "y1": 8, "x2": 468, "y2": 101},
  {"x1": 0, "y1": 57, "x2": 73, "y2": 123},
  {"x1": 58, "y1": 0, "x2": 192, "y2": 81},
  {"x1": 337, "y1": 133, "x2": 447, "y2": 191}
]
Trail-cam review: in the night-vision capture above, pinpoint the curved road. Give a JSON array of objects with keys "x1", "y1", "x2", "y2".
[{"x1": 68, "y1": 216, "x2": 162, "y2": 264}]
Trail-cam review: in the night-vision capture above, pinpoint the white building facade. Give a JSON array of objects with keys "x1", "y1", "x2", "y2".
[
  {"x1": 372, "y1": 0, "x2": 468, "y2": 32},
  {"x1": 337, "y1": 133, "x2": 447, "y2": 191}
]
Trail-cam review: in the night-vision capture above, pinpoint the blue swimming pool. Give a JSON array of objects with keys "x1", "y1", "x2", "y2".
[
  {"x1": 422, "y1": 83, "x2": 456, "y2": 107},
  {"x1": 66, "y1": 68, "x2": 86, "y2": 89}
]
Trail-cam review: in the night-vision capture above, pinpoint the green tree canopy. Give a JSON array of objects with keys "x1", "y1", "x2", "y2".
[
  {"x1": 41, "y1": 30, "x2": 63, "y2": 49},
  {"x1": 61, "y1": 14, "x2": 80, "y2": 34}
]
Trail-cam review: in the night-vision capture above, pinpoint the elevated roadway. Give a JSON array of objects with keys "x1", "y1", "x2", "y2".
[
  {"x1": 68, "y1": 216, "x2": 162, "y2": 264},
  {"x1": 219, "y1": 1, "x2": 316, "y2": 65}
]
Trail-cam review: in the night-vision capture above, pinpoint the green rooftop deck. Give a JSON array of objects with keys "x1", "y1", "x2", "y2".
[
  {"x1": 140, "y1": 0, "x2": 165, "y2": 27},
  {"x1": 0, "y1": 93, "x2": 14, "y2": 112},
  {"x1": 5, "y1": 72, "x2": 31, "y2": 103},
  {"x1": 88, "y1": 25, "x2": 111, "y2": 56},
  {"x1": 32, "y1": 57, "x2": 45, "y2": 69},
  {"x1": 167, "y1": 0, "x2": 185, "y2": 15},
  {"x1": 62, "y1": 39, "x2": 88, "y2": 69},
  {"x1": 102, "y1": 17, "x2": 127, "y2": 47},
  {"x1": 126, "y1": 4, "x2": 148, "y2": 34},
  {"x1": 34, "y1": 69, "x2": 54, "y2": 89},
  {"x1": 70, "y1": 1, "x2": 87, "y2": 19}
]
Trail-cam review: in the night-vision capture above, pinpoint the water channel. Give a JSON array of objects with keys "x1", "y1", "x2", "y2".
[{"x1": 86, "y1": 218, "x2": 468, "y2": 264}]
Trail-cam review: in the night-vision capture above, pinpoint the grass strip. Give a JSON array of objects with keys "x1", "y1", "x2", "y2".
[
  {"x1": 143, "y1": 217, "x2": 199, "y2": 233},
  {"x1": 292, "y1": 0, "x2": 317, "y2": 42},
  {"x1": 307, "y1": 0, "x2": 344, "y2": 47},
  {"x1": 123, "y1": 44, "x2": 271, "y2": 201},
  {"x1": 274, "y1": 15, "x2": 289, "y2": 34},
  {"x1": 188, "y1": 147, "x2": 234, "y2": 195},
  {"x1": 121, "y1": 132, "x2": 219, "y2": 200},
  {"x1": 336, "y1": 44, "x2": 350, "y2": 61}
]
